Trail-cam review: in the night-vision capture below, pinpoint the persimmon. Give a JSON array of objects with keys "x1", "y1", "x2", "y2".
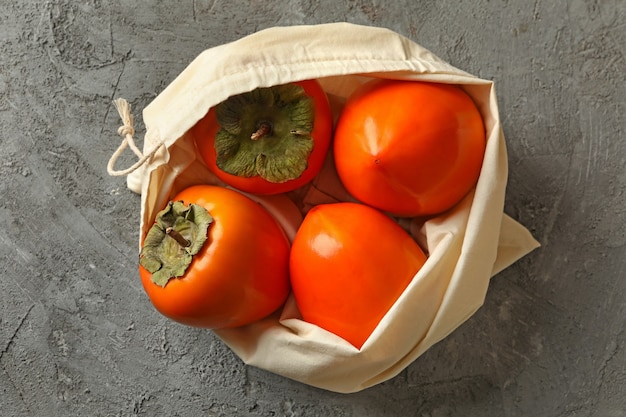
[
  {"x1": 333, "y1": 79, "x2": 486, "y2": 217},
  {"x1": 289, "y1": 202, "x2": 427, "y2": 349},
  {"x1": 192, "y1": 80, "x2": 333, "y2": 195},
  {"x1": 139, "y1": 185, "x2": 291, "y2": 329}
]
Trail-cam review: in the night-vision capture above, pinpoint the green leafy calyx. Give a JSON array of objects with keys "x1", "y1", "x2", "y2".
[
  {"x1": 214, "y1": 83, "x2": 315, "y2": 183},
  {"x1": 139, "y1": 201, "x2": 213, "y2": 287}
]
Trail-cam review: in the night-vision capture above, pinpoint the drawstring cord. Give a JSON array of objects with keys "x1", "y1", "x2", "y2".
[{"x1": 107, "y1": 98, "x2": 164, "y2": 177}]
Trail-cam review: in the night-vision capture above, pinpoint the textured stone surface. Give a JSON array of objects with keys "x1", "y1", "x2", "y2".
[{"x1": 1, "y1": 1, "x2": 624, "y2": 416}]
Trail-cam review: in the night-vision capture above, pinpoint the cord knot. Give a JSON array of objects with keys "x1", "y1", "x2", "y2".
[{"x1": 117, "y1": 124, "x2": 135, "y2": 137}]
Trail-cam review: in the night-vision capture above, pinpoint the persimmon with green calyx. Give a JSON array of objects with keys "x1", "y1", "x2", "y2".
[
  {"x1": 139, "y1": 185, "x2": 291, "y2": 329},
  {"x1": 192, "y1": 79, "x2": 333, "y2": 195},
  {"x1": 289, "y1": 202, "x2": 428, "y2": 349},
  {"x1": 333, "y1": 79, "x2": 486, "y2": 217}
]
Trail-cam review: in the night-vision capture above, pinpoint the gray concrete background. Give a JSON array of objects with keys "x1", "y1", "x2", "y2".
[{"x1": 1, "y1": 1, "x2": 624, "y2": 416}]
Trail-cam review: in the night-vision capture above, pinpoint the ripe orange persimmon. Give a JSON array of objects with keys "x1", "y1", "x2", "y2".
[
  {"x1": 139, "y1": 185, "x2": 291, "y2": 329},
  {"x1": 333, "y1": 79, "x2": 486, "y2": 217},
  {"x1": 289, "y1": 202, "x2": 427, "y2": 349},
  {"x1": 192, "y1": 79, "x2": 333, "y2": 195}
]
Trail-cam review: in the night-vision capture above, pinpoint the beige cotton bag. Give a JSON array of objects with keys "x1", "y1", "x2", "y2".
[{"x1": 108, "y1": 22, "x2": 540, "y2": 393}]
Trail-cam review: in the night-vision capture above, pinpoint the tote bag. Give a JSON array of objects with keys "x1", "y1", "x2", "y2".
[{"x1": 108, "y1": 22, "x2": 539, "y2": 393}]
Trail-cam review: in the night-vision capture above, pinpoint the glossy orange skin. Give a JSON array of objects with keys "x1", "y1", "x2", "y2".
[
  {"x1": 333, "y1": 79, "x2": 486, "y2": 217},
  {"x1": 192, "y1": 79, "x2": 333, "y2": 195},
  {"x1": 139, "y1": 185, "x2": 291, "y2": 329},
  {"x1": 289, "y1": 202, "x2": 427, "y2": 349}
]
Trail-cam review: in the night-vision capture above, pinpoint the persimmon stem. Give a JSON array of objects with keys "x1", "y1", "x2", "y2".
[
  {"x1": 251, "y1": 121, "x2": 272, "y2": 140},
  {"x1": 166, "y1": 227, "x2": 191, "y2": 247}
]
